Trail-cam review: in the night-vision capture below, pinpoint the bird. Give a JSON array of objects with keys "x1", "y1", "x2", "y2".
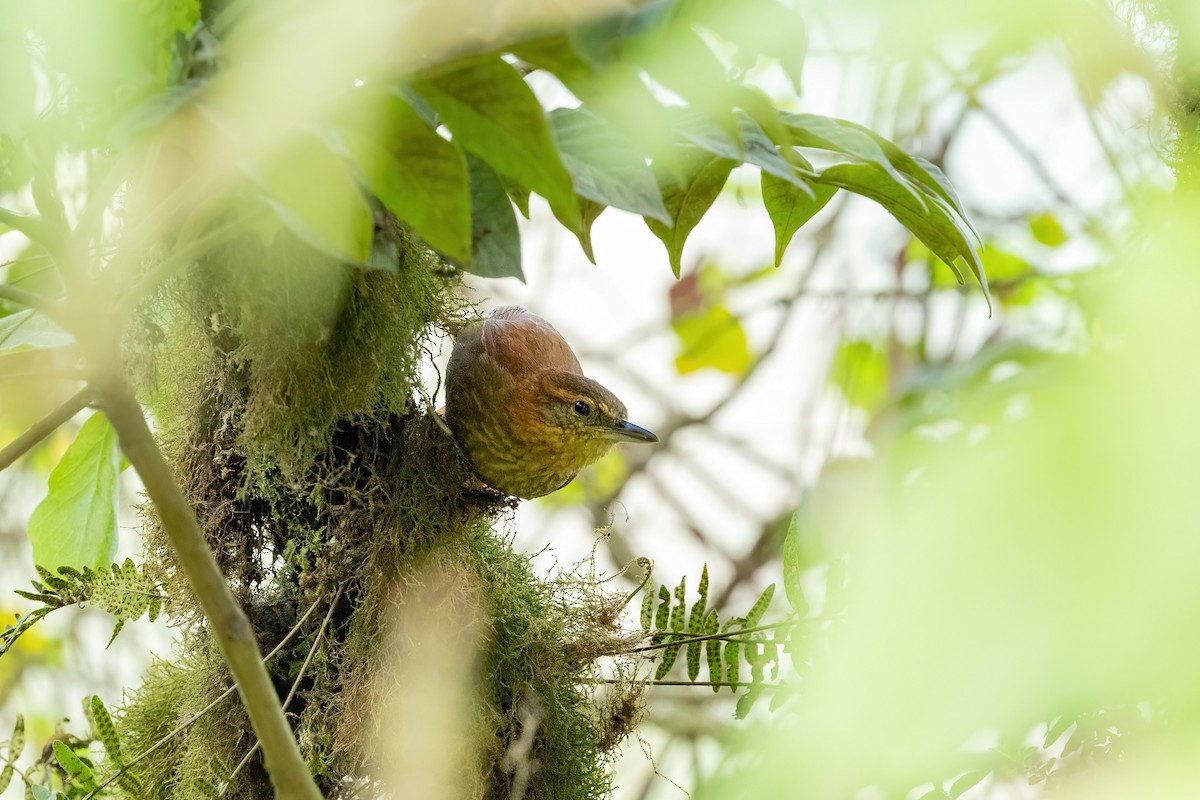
[{"x1": 445, "y1": 305, "x2": 658, "y2": 499}]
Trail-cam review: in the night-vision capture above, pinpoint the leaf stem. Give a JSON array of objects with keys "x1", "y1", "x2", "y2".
[
  {"x1": 589, "y1": 678, "x2": 784, "y2": 690},
  {"x1": 627, "y1": 618, "x2": 823, "y2": 655}
]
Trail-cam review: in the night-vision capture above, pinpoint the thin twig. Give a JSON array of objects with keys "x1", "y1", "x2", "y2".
[
  {"x1": 625, "y1": 619, "x2": 823, "y2": 655},
  {"x1": 0, "y1": 284, "x2": 64, "y2": 324},
  {"x1": 83, "y1": 592, "x2": 329, "y2": 800},
  {"x1": 590, "y1": 678, "x2": 783, "y2": 690},
  {"x1": 0, "y1": 387, "x2": 91, "y2": 472},
  {"x1": 223, "y1": 586, "x2": 345, "y2": 792}
]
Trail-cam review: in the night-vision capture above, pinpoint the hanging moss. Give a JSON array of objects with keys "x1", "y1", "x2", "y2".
[{"x1": 114, "y1": 223, "x2": 643, "y2": 800}]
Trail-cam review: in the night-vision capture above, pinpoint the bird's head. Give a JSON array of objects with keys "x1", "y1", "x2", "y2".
[{"x1": 530, "y1": 371, "x2": 658, "y2": 448}]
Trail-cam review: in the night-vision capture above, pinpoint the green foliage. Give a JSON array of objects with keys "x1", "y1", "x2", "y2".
[
  {"x1": 52, "y1": 740, "x2": 96, "y2": 793},
  {"x1": 0, "y1": 310, "x2": 75, "y2": 354},
  {"x1": 762, "y1": 169, "x2": 837, "y2": 266},
  {"x1": 3, "y1": 559, "x2": 165, "y2": 656},
  {"x1": 645, "y1": 147, "x2": 737, "y2": 277},
  {"x1": 548, "y1": 106, "x2": 670, "y2": 262},
  {"x1": 0, "y1": 715, "x2": 24, "y2": 793},
  {"x1": 831, "y1": 339, "x2": 890, "y2": 414},
  {"x1": 0, "y1": 1, "x2": 997, "y2": 796},
  {"x1": 342, "y1": 90, "x2": 471, "y2": 262},
  {"x1": 1029, "y1": 212, "x2": 1067, "y2": 247},
  {"x1": 672, "y1": 304, "x2": 752, "y2": 374},
  {"x1": 253, "y1": 132, "x2": 375, "y2": 265},
  {"x1": 638, "y1": 568, "x2": 780, "y2": 711},
  {"x1": 92, "y1": 694, "x2": 148, "y2": 798},
  {"x1": 548, "y1": 107, "x2": 669, "y2": 222},
  {"x1": 460, "y1": 156, "x2": 523, "y2": 280},
  {"x1": 27, "y1": 414, "x2": 122, "y2": 575},
  {"x1": 414, "y1": 54, "x2": 581, "y2": 231}
]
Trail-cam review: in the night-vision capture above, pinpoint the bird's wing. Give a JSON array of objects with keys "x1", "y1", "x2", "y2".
[{"x1": 481, "y1": 305, "x2": 583, "y2": 377}]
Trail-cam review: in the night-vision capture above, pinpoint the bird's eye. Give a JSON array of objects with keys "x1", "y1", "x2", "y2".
[{"x1": 573, "y1": 400, "x2": 591, "y2": 416}]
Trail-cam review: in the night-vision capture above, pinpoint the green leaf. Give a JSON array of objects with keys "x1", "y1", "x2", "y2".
[
  {"x1": 460, "y1": 156, "x2": 522, "y2": 280},
  {"x1": 672, "y1": 108, "x2": 806, "y2": 190},
  {"x1": 784, "y1": 113, "x2": 924, "y2": 206},
  {"x1": 10, "y1": 714, "x2": 24, "y2": 759},
  {"x1": 653, "y1": 584, "x2": 671, "y2": 637},
  {"x1": 831, "y1": 339, "x2": 889, "y2": 414},
  {"x1": 415, "y1": 55, "x2": 580, "y2": 229},
  {"x1": 673, "y1": 305, "x2": 751, "y2": 374},
  {"x1": 568, "y1": 0, "x2": 674, "y2": 67},
  {"x1": 1029, "y1": 212, "x2": 1067, "y2": 247},
  {"x1": 253, "y1": 133, "x2": 373, "y2": 264},
  {"x1": 500, "y1": 174, "x2": 532, "y2": 219},
  {"x1": 781, "y1": 511, "x2": 810, "y2": 616},
  {"x1": 949, "y1": 770, "x2": 989, "y2": 798},
  {"x1": 28, "y1": 414, "x2": 121, "y2": 574},
  {"x1": 52, "y1": 741, "x2": 95, "y2": 791},
  {"x1": 724, "y1": 636, "x2": 740, "y2": 691},
  {"x1": 689, "y1": 564, "x2": 709, "y2": 632},
  {"x1": 814, "y1": 161, "x2": 990, "y2": 310},
  {"x1": 1044, "y1": 715, "x2": 1076, "y2": 748},
  {"x1": 704, "y1": 611, "x2": 721, "y2": 691},
  {"x1": 734, "y1": 684, "x2": 766, "y2": 719},
  {"x1": 670, "y1": 575, "x2": 687, "y2": 634},
  {"x1": 646, "y1": 146, "x2": 736, "y2": 277},
  {"x1": 0, "y1": 309, "x2": 75, "y2": 355},
  {"x1": 691, "y1": 0, "x2": 808, "y2": 93},
  {"x1": 90, "y1": 696, "x2": 124, "y2": 767},
  {"x1": 0, "y1": 764, "x2": 11, "y2": 794},
  {"x1": 634, "y1": 25, "x2": 736, "y2": 140},
  {"x1": 817, "y1": 116, "x2": 980, "y2": 239},
  {"x1": 762, "y1": 170, "x2": 836, "y2": 266},
  {"x1": 640, "y1": 581, "x2": 655, "y2": 633},
  {"x1": 743, "y1": 584, "x2": 775, "y2": 628},
  {"x1": 686, "y1": 633, "x2": 702, "y2": 681},
  {"x1": 979, "y1": 246, "x2": 1030, "y2": 282},
  {"x1": 106, "y1": 618, "x2": 126, "y2": 649},
  {"x1": 734, "y1": 114, "x2": 810, "y2": 189},
  {"x1": 548, "y1": 107, "x2": 668, "y2": 222},
  {"x1": 30, "y1": 785, "x2": 52, "y2": 800},
  {"x1": 511, "y1": 35, "x2": 674, "y2": 156},
  {"x1": 571, "y1": 198, "x2": 606, "y2": 265},
  {"x1": 343, "y1": 92, "x2": 471, "y2": 261}
]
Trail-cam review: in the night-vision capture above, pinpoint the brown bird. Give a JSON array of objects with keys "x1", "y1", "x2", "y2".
[{"x1": 445, "y1": 305, "x2": 658, "y2": 499}]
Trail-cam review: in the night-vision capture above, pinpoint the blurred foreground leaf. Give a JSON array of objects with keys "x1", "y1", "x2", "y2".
[
  {"x1": 673, "y1": 305, "x2": 751, "y2": 374},
  {"x1": 28, "y1": 413, "x2": 121, "y2": 574}
]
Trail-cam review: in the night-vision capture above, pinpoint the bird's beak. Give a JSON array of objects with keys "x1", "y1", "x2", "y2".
[{"x1": 609, "y1": 419, "x2": 659, "y2": 443}]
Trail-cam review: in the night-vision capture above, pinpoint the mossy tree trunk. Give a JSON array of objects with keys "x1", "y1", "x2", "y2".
[{"x1": 113, "y1": 212, "x2": 637, "y2": 800}]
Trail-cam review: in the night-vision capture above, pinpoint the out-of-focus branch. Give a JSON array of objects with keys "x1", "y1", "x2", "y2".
[
  {"x1": 0, "y1": 387, "x2": 91, "y2": 472},
  {"x1": 94, "y1": 375, "x2": 322, "y2": 800},
  {"x1": 0, "y1": 284, "x2": 64, "y2": 325}
]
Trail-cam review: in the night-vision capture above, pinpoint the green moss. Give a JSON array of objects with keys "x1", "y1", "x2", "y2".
[{"x1": 115, "y1": 223, "x2": 641, "y2": 799}]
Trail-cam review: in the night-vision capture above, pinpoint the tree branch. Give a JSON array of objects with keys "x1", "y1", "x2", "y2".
[
  {"x1": 0, "y1": 387, "x2": 91, "y2": 472},
  {"x1": 95, "y1": 377, "x2": 322, "y2": 800},
  {"x1": 0, "y1": 283, "x2": 63, "y2": 323}
]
